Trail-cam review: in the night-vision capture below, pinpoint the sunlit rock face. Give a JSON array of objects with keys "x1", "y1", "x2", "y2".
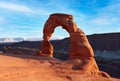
[
  {"x1": 37, "y1": 13, "x2": 94, "y2": 58},
  {"x1": 36, "y1": 13, "x2": 110, "y2": 77}
]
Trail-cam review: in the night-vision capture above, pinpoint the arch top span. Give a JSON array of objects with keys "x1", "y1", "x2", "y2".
[
  {"x1": 50, "y1": 13, "x2": 73, "y2": 19},
  {"x1": 43, "y1": 13, "x2": 77, "y2": 41}
]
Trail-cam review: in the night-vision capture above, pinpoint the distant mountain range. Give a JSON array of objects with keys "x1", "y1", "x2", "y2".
[
  {"x1": 0, "y1": 38, "x2": 59, "y2": 43},
  {"x1": 1, "y1": 32, "x2": 119, "y2": 51},
  {"x1": 0, "y1": 32, "x2": 120, "y2": 51},
  {"x1": 0, "y1": 38, "x2": 24, "y2": 43}
]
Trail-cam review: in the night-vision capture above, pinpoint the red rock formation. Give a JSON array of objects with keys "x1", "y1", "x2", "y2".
[
  {"x1": 37, "y1": 13, "x2": 110, "y2": 76},
  {"x1": 36, "y1": 40, "x2": 53, "y2": 57},
  {"x1": 38, "y1": 13, "x2": 94, "y2": 59}
]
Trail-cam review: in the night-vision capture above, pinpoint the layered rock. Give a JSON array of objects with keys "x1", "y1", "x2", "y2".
[
  {"x1": 37, "y1": 13, "x2": 109, "y2": 76},
  {"x1": 38, "y1": 13, "x2": 94, "y2": 58}
]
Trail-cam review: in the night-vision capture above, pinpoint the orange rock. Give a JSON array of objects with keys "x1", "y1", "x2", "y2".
[
  {"x1": 37, "y1": 13, "x2": 94, "y2": 59},
  {"x1": 37, "y1": 13, "x2": 110, "y2": 76}
]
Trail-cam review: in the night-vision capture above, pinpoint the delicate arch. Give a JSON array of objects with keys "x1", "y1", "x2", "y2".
[
  {"x1": 37, "y1": 13, "x2": 94, "y2": 59},
  {"x1": 36, "y1": 13, "x2": 112, "y2": 77}
]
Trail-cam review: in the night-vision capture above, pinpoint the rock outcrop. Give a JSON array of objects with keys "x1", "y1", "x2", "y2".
[
  {"x1": 37, "y1": 13, "x2": 110, "y2": 77},
  {"x1": 38, "y1": 13, "x2": 94, "y2": 58}
]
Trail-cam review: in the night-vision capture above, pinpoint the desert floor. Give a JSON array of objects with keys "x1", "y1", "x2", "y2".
[{"x1": 0, "y1": 53, "x2": 119, "y2": 81}]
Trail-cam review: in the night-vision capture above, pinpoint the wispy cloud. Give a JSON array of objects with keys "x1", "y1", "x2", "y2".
[
  {"x1": 0, "y1": 0, "x2": 120, "y2": 38},
  {"x1": 0, "y1": 2, "x2": 33, "y2": 13},
  {"x1": 0, "y1": 16, "x2": 7, "y2": 25},
  {"x1": 8, "y1": 25, "x2": 40, "y2": 29},
  {"x1": 0, "y1": 1, "x2": 62, "y2": 16},
  {"x1": 88, "y1": 17, "x2": 118, "y2": 25},
  {"x1": 88, "y1": 1, "x2": 120, "y2": 26},
  {"x1": 0, "y1": 26, "x2": 43, "y2": 38}
]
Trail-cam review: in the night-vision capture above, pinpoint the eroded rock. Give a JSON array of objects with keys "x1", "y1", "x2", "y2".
[
  {"x1": 38, "y1": 13, "x2": 94, "y2": 58},
  {"x1": 37, "y1": 13, "x2": 110, "y2": 77}
]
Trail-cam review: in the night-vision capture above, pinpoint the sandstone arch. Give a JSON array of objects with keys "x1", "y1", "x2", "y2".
[
  {"x1": 37, "y1": 13, "x2": 97, "y2": 71},
  {"x1": 36, "y1": 13, "x2": 111, "y2": 77},
  {"x1": 37, "y1": 13, "x2": 94, "y2": 59}
]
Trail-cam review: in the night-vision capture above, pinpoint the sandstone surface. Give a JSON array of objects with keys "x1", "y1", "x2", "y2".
[{"x1": 0, "y1": 53, "x2": 119, "y2": 81}]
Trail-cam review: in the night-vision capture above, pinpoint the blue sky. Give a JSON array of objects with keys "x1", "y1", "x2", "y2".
[{"x1": 0, "y1": 0, "x2": 120, "y2": 39}]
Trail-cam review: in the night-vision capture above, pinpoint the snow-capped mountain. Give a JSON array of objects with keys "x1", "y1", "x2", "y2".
[
  {"x1": 0, "y1": 38, "x2": 24, "y2": 43},
  {"x1": 25, "y1": 38, "x2": 42, "y2": 41},
  {"x1": 0, "y1": 37, "x2": 62, "y2": 43}
]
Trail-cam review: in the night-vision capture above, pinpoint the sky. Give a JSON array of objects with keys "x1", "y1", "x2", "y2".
[{"x1": 0, "y1": 0, "x2": 120, "y2": 39}]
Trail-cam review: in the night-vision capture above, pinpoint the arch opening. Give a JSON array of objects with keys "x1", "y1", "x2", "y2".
[
  {"x1": 50, "y1": 26, "x2": 70, "y2": 60},
  {"x1": 51, "y1": 26, "x2": 69, "y2": 40}
]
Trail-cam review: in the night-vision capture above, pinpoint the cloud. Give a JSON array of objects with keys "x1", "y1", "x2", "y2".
[
  {"x1": 88, "y1": 1, "x2": 120, "y2": 26},
  {"x1": 3, "y1": 25, "x2": 42, "y2": 34},
  {"x1": 0, "y1": 17, "x2": 7, "y2": 25},
  {"x1": 0, "y1": 2, "x2": 33, "y2": 13},
  {"x1": 0, "y1": 1, "x2": 67, "y2": 16},
  {"x1": 88, "y1": 17, "x2": 118, "y2": 25},
  {"x1": 1, "y1": 0, "x2": 119, "y2": 38},
  {"x1": 8, "y1": 25, "x2": 40, "y2": 29},
  {"x1": 0, "y1": 26, "x2": 43, "y2": 38}
]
